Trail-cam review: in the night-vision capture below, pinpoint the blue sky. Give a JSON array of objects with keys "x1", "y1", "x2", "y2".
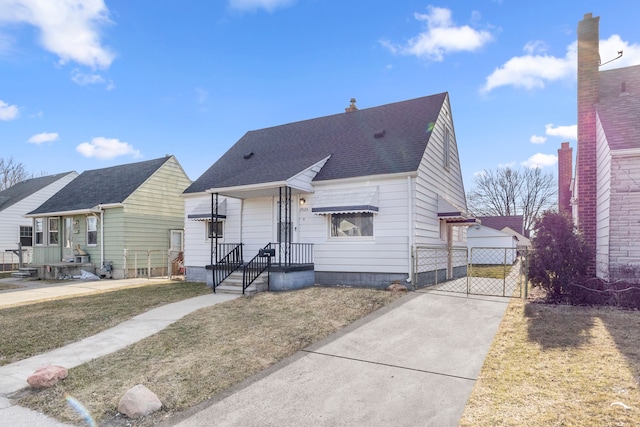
[{"x1": 1, "y1": 1, "x2": 639, "y2": 192}]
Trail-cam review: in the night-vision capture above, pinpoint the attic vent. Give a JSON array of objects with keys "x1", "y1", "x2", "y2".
[
  {"x1": 374, "y1": 130, "x2": 386, "y2": 139},
  {"x1": 243, "y1": 152, "x2": 254, "y2": 160}
]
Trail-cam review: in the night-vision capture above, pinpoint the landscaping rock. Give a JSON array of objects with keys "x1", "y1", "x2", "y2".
[
  {"x1": 387, "y1": 282, "x2": 408, "y2": 292},
  {"x1": 27, "y1": 365, "x2": 68, "y2": 388},
  {"x1": 117, "y1": 384, "x2": 162, "y2": 418}
]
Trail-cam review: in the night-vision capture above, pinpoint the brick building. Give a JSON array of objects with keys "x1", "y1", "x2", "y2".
[{"x1": 559, "y1": 13, "x2": 640, "y2": 281}]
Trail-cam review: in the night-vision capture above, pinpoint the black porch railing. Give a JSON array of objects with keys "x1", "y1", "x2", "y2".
[
  {"x1": 242, "y1": 244, "x2": 273, "y2": 294},
  {"x1": 269, "y1": 242, "x2": 314, "y2": 266},
  {"x1": 212, "y1": 243, "x2": 243, "y2": 292}
]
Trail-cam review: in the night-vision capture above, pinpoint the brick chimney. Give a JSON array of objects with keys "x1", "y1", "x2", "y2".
[
  {"x1": 557, "y1": 142, "x2": 573, "y2": 216},
  {"x1": 576, "y1": 12, "x2": 599, "y2": 274},
  {"x1": 345, "y1": 98, "x2": 358, "y2": 112}
]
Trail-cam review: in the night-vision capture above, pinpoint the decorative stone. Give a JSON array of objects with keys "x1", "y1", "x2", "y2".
[
  {"x1": 387, "y1": 282, "x2": 408, "y2": 292},
  {"x1": 117, "y1": 384, "x2": 162, "y2": 418},
  {"x1": 27, "y1": 365, "x2": 68, "y2": 388}
]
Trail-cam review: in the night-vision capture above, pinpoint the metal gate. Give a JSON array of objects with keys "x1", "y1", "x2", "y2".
[{"x1": 413, "y1": 246, "x2": 528, "y2": 298}]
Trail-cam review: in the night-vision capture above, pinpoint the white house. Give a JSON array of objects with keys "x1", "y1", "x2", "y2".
[
  {"x1": 0, "y1": 172, "x2": 77, "y2": 269},
  {"x1": 183, "y1": 94, "x2": 473, "y2": 291},
  {"x1": 467, "y1": 224, "x2": 517, "y2": 265}
]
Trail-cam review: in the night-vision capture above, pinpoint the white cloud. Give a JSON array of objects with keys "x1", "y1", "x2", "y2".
[
  {"x1": 0, "y1": 0, "x2": 115, "y2": 69},
  {"x1": 482, "y1": 34, "x2": 640, "y2": 93},
  {"x1": 545, "y1": 123, "x2": 577, "y2": 140},
  {"x1": 530, "y1": 135, "x2": 547, "y2": 144},
  {"x1": 381, "y1": 6, "x2": 493, "y2": 62},
  {"x1": 76, "y1": 137, "x2": 142, "y2": 160},
  {"x1": 599, "y1": 35, "x2": 640, "y2": 70},
  {"x1": 521, "y1": 153, "x2": 557, "y2": 169},
  {"x1": 0, "y1": 99, "x2": 19, "y2": 120},
  {"x1": 228, "y1": 0, "x2": 295, "y2": 12},
  {"x1": 498, "y1": 161, "x2": 516, "y2": 168},
  {"x1": 71, "y1": 69, "x2": 113, "y2": 88},
  {"x1": 481, "y1": 43, "x2": 575, "y2": 93},
  {"x1": 28, "y1": 132, "x2": 58, "y2": 144}
]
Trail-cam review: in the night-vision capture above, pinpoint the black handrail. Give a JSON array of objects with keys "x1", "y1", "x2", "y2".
[
  {"x1": 213, "y1": 243, "x2": 243, "y2": 293},
  {"x1": 242, "y1": 243, "x2": 273, "y2": 294}
]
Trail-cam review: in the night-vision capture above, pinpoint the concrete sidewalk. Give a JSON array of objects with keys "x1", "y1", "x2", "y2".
[
  {"x1": 0, "y1": 280, "x2": 238, "y2": 426},
  {"x1": 167, "y1": 290, "x2": 510, "y2": 427}
]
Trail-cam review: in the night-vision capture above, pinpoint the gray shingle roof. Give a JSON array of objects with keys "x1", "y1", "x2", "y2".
[
  {"x1": 477, "y1": 216, "x2": 524, "y2": 234},
  {"x1": 0, "y1": 172, "x2": 76, "y2": 212},
  {"x1": 598, "y1": 64, "x2": 640, "y2": 150},
  {"x1": 28, "y1": 157, "x2": 171, "y2": 215},
  {"x1": 185, "y1": 93, "x2": 447, "y2": 193}
]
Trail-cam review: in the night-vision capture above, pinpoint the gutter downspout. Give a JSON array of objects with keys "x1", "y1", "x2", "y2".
[
  {"x1": 100, "y1": 210, "x2": 104, "y2": 268},
  {"x1": 407, "y1": 176, "x2": 414, "y2": 289}
]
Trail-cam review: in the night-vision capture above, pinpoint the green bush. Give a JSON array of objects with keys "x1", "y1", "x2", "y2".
[{"x1": 529, "y1": 211, "x2": 592, "y2": 300}]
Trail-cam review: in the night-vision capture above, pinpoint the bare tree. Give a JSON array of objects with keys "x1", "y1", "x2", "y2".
[
  {"x1": 0, "y1": 157, "x2": 30, "y2": 191},
  {"x1": 467, "y1": 166, "x2": 557, "y2": 231}
]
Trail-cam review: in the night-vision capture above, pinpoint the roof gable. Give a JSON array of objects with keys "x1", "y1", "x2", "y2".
[
  {"x1": 598, "y1": 64, "x2": 640, "y2": 150},
  {"x1": 28, "y1": 157, "x2": 171, "y2": 215},
  {"x1": 185, "y1": 93, "x2": 447, "y2": 193},
  {"x1": 0, "y1": 172, "x2": 76, "y2": 212}
]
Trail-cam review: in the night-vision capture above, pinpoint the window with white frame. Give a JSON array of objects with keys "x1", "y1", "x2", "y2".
[
  {"x1": 34, "y1": 218, "x2": 43, "y2": 245},
  {"x1": 19, "y1": 225, "x2": 33, "y2": 247},
  {"x1": 87, "y1": 216, "x2": 98, "y2": 246},
  {"x1": 48, "y1": 218, "x2": 59, "y2": 245},
  {"x1": 330, "y1": 213, "x2": 374, "y2": 237},
  {"x1": 207, "y1": 220, "x2": 224, "y2": 239}
]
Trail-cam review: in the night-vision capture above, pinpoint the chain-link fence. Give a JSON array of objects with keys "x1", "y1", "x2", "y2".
[{"x1": 414, "y1": 246, "x2": 528, "y2": 298}]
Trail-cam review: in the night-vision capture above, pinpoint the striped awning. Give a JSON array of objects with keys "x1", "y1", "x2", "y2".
[
  {"x1": 437, "y1": 195, "x2": 476, "y2": 224},
  {"x1": 312, "y1": 188, "x2": 379, "y2": 214},
  {"x1": 187, "y1": 198, "x2": 227, "y2": 221}
]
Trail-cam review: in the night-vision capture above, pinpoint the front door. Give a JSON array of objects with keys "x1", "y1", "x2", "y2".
[
  {"x1": 62, "y1": 217, "x2": 75, "y2": 261},
  {"x1": 272, "y1": 187, "x2": 299, "y2": 264}
]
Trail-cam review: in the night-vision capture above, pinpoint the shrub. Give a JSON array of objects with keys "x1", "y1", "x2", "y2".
[{"x1": 528, "y1": 211, "x2": 592, "y2": 300}]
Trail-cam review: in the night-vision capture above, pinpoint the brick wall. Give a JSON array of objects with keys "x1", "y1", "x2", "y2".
[
  {"x1": 557, "y1": 142, "x2": 573, "y2": 216},
  {"x1": 576, "y1": 13, "x2": 600, "y2": 274}
]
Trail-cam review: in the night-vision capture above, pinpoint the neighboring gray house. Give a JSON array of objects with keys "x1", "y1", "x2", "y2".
[
  {"x1": 183, "y1": 94, "x2": 473, "y2": 291},
  {"x1": 25, "y1": 156, "x2": 191, "y2": 279},
  {"x1": 0, "y1": 172, "x2": 78, "y2": 268}
]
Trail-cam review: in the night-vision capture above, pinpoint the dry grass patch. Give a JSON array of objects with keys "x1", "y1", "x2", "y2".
[
  {"x1": 0, "y1": 282, "x2": 24, "y2": 291},
  {"x1": 16, "y1": 286, "x2": 403, "y2": 426},
  {"x1": 469, "y1": 264, "x2": 513, "y2": 279},
  {"x1": 460, "y1": 297, "x2": 640, "y2": 426},
  {"x1": 0, "y1": 281, "x2": 210, "y2": 366}
]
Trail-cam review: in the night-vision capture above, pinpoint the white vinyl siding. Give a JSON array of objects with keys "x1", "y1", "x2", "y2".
[
  {"x1": 415, "y1": 94, "x2": 467, "y2": 247},
  {"x1": 595, "y1": 115, "x2": 612, "y2": 279}
]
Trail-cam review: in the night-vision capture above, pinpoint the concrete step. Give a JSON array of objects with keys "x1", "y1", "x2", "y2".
[{"x1": 10, "y1": 268, "x2": 38, "y2": 278}]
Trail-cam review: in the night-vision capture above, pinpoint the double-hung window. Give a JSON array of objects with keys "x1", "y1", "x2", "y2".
[
  {"x1": 20, "y1": 225, "x2": 33, "y2": 247},
  {"x1": 34, "y1": 218, "x2": 43, "y2": 245},
  {"x1": 48, "y1": 218, "x2": 59, "y2": 245},
  {"x1": 87, "y1": 216, "x2": 98, "y2": 246}
]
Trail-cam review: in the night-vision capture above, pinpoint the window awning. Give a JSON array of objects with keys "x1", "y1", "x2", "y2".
[
  {"x1": 187, "y1": 199, "x2": 227, "y2": 221},
  {"x1": 437, "y1": 195, "x2": 476, "y2": 224},
  {"x1": 312, "y1": 188, "x2": 379, "y2": 214}
]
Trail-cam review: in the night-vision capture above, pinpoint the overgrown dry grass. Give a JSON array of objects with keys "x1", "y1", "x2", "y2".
[
  {"x1": 0, "y1": 282, "x2": 211, "y2": 366},
  {"x1": 469, "y1": 264, "x2": 513, "y2": 279},
  {"x1": 15, "y1": 286, "x2": 403, "y2": 426},
  {"x1": 460, "y1": 296, "x2": 640, "y2": 426}
]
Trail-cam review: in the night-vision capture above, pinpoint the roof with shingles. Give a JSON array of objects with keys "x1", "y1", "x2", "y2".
[
  {"x1": 28, "y1": 157, "x2": 172, "y2": 215},
  {"x1": 477, "y1": 216, "x2": 524, "y2": 234},
  {"x1": 0, "y1": 172, "x2": 76, "y2": 213},
  {"x1": 185, "y1": 93, "x2": 448, "y2": 193},
  {"x1": 597, "y1": 64, "x2": 640, "y2": 150}
]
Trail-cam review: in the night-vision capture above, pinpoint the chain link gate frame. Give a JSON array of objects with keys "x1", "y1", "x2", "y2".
[{"x1": 413, "y1": 246, "x2": 528, "y2": 298}]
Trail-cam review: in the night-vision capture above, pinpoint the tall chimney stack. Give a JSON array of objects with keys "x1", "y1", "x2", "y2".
[{"x1": 576, "y1": 12, "x2": 600, "y2": 274}]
